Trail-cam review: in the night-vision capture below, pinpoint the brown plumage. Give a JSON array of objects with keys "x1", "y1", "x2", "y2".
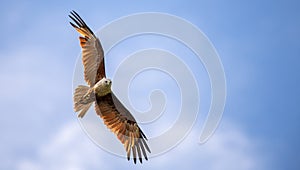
[{"x1": 70, "y1": 10, "x2": 151, "y2": 164}]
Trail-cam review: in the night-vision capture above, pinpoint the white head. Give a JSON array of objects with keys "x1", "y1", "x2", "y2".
[{"x1": 94, "y1": 78, "x2": 112, "y2": 96}]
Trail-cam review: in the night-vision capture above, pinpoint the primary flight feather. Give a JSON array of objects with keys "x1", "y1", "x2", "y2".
[{"x1": 70, "y1": 10, "x2": 151, "y2": 164}]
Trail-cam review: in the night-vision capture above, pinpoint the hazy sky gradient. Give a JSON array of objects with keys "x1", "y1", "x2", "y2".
[{"x1": 1, "y1": 0, "x2": 299, "y2": 170}]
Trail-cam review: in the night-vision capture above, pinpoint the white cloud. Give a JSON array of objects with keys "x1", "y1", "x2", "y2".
[
  {"x1": 195, "y1": 123, "x2": 260, "y2": 170},
  {"x1": 16, "y1": 121, "x2": 111, "y2": 170},
  {"x1": 15, "y1": 120, "x2": 264, "y2": 170},
  {"x1": 137, "y1": 121, "x2": 264, "y2": 170}
]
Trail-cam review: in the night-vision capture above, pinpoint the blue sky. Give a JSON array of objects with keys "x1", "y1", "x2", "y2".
[{"x1": 1, "y1": 0, "x2": 300, "y2": 170}]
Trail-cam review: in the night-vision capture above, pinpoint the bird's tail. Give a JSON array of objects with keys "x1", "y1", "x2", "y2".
[{"x1": 73, "y1": 85, "x2": 94, "y2": 118}]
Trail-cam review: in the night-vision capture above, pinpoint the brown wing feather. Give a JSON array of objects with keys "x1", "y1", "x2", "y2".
[
  {"x1": 69, "y1": 11, "x2": 106, "y2": 86},
  {"x1": 95, "y1": 93, "x2": 151, "y2": 163}
]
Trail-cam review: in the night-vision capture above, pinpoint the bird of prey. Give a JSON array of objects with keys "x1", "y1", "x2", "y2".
[{"x1": 69, "y1": 11, "x2": 151, "y2": 164}]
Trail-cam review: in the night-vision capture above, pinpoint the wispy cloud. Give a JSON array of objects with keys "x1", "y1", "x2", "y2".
[
  {"x1": 0, "y1": 44, "x2": 73, "y2": 169},
  {"x1": 16, "y1": 121, "x2": 111, "y2": 170},
  {"x1": 16, "y1": 120, "x2": 264, "y2": 170}
]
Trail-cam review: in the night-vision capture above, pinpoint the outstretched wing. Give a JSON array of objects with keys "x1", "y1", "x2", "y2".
[
  {"x1": 95, "y1": 93, "x2": 151, "y2": 164},
  {"x1": 69, "y1": 11, "x2": 106, "y2": 86}
]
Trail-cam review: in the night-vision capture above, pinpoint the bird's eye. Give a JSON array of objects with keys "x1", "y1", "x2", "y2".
[{"x1": 105, "y1": 80, "x2": 108, "y2": 83}]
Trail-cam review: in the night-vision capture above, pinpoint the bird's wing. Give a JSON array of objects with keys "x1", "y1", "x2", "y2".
[
  {"x1": 95, "y1": 93, "x2": 151, "y2": 164},
  {"x1": 69, "y1": 11, "x2": 106, "y2": 86}
]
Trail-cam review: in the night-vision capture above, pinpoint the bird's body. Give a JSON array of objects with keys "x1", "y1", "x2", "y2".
[
  {"x1": 94, "y1": 78, "x2": 112, "y2": 97},
  {"x1": 74, "y1": 78, "x2": 111, "y2": 117},
  {"x1": 69, "y1": 10, "x2": 150, "y2": 164}
]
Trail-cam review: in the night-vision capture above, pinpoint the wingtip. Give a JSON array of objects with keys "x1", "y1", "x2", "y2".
[
  {"x1": 140, "y1": 130, "x2": 148, "y2": 140},
  {"x1": 70, "y1": 10, "x2": 77, "y2": 16},
  {"x1": 71, "y1": 10, "x2": 79, "y2": 16},
  {"x1": 69, "y1": 11, "x2": 75, "y2": 18},
  {"x1": 68, "y1": 10, "x2": 94, "y2": 35},
  {"x1": 148, "y1": 149, "x2": 152, "y2": 153},
  {"x1": 69, "y1": 22, "x2": 77, "y2": 28}
]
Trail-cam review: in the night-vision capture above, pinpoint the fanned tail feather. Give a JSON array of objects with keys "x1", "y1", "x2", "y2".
[{"x1": 73, "y1": 85, "x2": 93, "y2": 118}]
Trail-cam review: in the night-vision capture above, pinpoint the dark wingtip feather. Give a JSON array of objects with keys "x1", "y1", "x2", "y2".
[
  {"x1": 69, "y1": 22, "x2": 78, "y2": 28},
  {"x1": 141, "y1": 138, "x2": 151, "y2": 153},
  {"x1": 139, "y1": 158, "x2": 143, "y2": 164},
  {"x1": 69, "y1": 10, "x2": 94, "y2": 35},
  {"x1": 133, "y1": 158, "x2": 137, "y2": 164},
  {"x1": 71, "y1": 10, "x2": 76, "y2": 14},
  {"x1": 138, "y1": 139, "x2": 149, "y2": 162},
  {"x1": 140, "y1": 129, "x2": 148, "y2": 140},
  {"x1": 69, "y1": 14, "x2": 82, "y2": 28}
]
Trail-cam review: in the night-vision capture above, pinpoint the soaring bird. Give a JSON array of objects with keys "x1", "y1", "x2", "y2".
[{"x1": 69, "y1": 11, "x2": 151, "y2": 164}]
